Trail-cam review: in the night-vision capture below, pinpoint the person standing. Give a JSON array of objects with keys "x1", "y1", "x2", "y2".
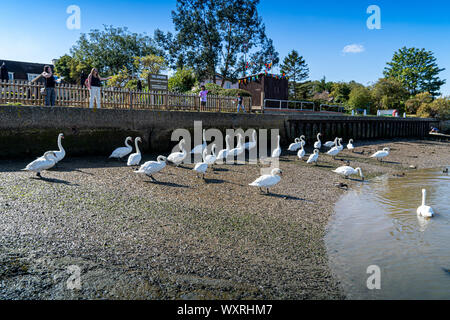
[
  {"x1": 236, "y1": 93, "x2": 246, "y2": 113},
  {"x1": 199, "y1": 85, "x2": 208, "y2": 109},
  {"x1": 86, "y1": 68, "x2": 112, "y2": 109},
  {"x1": 0, "y1": 62, "x2": 8, "y2": 82},
  {"x1": 137, "y1": 79, "x2": 142, "y2": 91}
]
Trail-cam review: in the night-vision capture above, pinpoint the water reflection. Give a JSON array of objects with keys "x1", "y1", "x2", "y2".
[{"x1": 326, "y1": 168, "x2": 450, "y2": 300}]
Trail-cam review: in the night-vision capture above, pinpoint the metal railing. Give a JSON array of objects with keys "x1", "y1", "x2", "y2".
[{"x1": 263, "y1": 99, "x2": 315, "y2": 111}]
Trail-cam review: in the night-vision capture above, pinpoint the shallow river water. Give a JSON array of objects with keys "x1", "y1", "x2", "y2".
[{"x1": 326, "y1": 168, "x2": 450, "y2": 300}]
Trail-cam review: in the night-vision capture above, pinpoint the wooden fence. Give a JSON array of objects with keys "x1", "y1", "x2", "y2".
[{"x1": 0, "y1": 80, "x2": 252, "y2": 112}]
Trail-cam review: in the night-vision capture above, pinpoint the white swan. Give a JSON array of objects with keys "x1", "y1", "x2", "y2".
[
  {"x1": 127, "y1": 137, "x2": 142, "y2": 166},
  {"x1": 337, "y1": 138, "x2": 344, "y2": 151},
  {"x1": 135, "y1": 156, "x2": 166, "y2": 181},
  {"x1": 23, "y1": 151, "x2": 57, "y2": 178},
  {"x1": 249, "y1": 168, "x2": 283, "y2": 194},
  {"x1": 347, "y1": 139, "x2": 355, "y2": 151},
  {"x1": 324, "y1": 137, "x2": 337, "y2": 148},
  {"x1": 191, "y1": 129, "x2": 207, "y2": 154},
  {"x1": 204, "y1": 144, "x2": 217, "y2": 165},
  {"x1": 193, "y1": 148, "x2": 209, "y2": 179},
  {"x1": 300, "y1": 135, "x2": 306, "y2": 147},
  {"x1": 168, "y1": 139, "x2": 187, "y2": 166},
  {"x1": 288, "y1": 138, "x2": 302, "y2": 152},
  {"x1": 314, "y1": 133, "x2": 322, "y2": 149},
  {"x1": 371, "y1": 147, "x2": 390, "y2": 162},
  {"x1": 327, "y1": 144, "x2": 340, "y2": 159},
  {"x1": 307, "y1": 149, "x2": 319, "y2": 165},
  {"x1": 297, "y1": 143, "x2": 306, "y2": 160},
  {"x1": 244, "y1": 130, "x2": 257, "y2": 150},
  {"x1": 333, "y1": 166, "x2": 364, "y2": 180},
  {"x1": 109, "y1": 137, "x2": 133, "y2": 160},
  {"x1": 271, "y1": 135, "x2": 281, "y2": 158},
  {"x1": 228, "y1": 134, "x2": 245, "y2": 158},
  {"x1": 42, "y1": 133, "x2": 65, "y2": 163},
  {"x1": 417, "y1": 189, "x2": 435, "y2": 218},
  {"x1": 216, "y1": 135, "x2": 231, "y2": 163}
]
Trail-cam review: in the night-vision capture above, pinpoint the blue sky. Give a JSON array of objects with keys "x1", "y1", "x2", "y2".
[{"x1": 1, "y1": 0, "x2": 449, "y2": 95}]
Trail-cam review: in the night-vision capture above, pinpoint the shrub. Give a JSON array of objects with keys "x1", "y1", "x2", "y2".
[
  {"x1": 218, "y1": 88, "x2": 251, "y2": 97},
  {"x1": 417, "y1": 97, "x2": 450, "y2": 119}
]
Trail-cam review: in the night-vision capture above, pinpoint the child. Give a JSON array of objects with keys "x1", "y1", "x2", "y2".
[{"x1": 237, "y1": 93, "x2": 245, "y2": 113}]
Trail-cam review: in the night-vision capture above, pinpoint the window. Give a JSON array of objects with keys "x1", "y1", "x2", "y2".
[
  {"x1": 27, "y1": 73, "x2": 40, "y2": 82},
  {"x1": 8, "y1": 72, "x2": 14, "y2": 80},
  {"x1": 225, "y1": 82, "x2": 231, "y2": 89}
]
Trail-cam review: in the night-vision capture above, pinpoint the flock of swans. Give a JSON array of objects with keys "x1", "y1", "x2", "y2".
[{"x1": 21, "y1": 130, "x2": 434, "y2": 217}]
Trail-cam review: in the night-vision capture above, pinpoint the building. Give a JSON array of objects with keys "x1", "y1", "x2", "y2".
[
  {"x1": 238, "y1": 73, "x2": 289, "y2": 108},
  {"x1": 200, "y1": 74, "x2": 239, "y2": 89},
  {"x1": 0, "y1": 59, "x2": 54, "y2": 83}
]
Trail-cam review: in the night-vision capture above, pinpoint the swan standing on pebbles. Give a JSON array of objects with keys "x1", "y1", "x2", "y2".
[
  {"x1": 347, "y1": 139, "x2": 355, "y2": 152},
  {"x1": 371, "y1": 147, "x2": 390, "y2": 162},
  {"x1": 109, "y1": 137, "x2": 133, "y2": 161},
  {"x1": 168, "y1": 139, "x2": 187, "y2": 166},
  {"x1": 337, "y1": 138, "x2": 344, "y2": 151},
  {"x1": 307, "y1": 149, "x2": 319, "y2": 165},
  {"x1": 204, "y1": 144, "x2": 217, "y2": 166},
  {"x1": 23, "y1": 151, "x2": 57, "y2": 178},
  {"x1": 127, "y1": 137, "x2": 142, "y2": 166},
  {"x1": 288, "y1": 138, "x2": 302, "y2": 152},
  {"x1": 324, "y1": 137, "x2": 337, "y2": 148},
  {"x1": 327, "y1": 144, "x2": 341, "y2": 160},
  {"x1": 228, "y1": 134, "x2": 245, "y2": 159},
  {"x1": 135, "y1": 156, "x2": 167, "y2": 181},
  {"x1": 271, "y1": 135, "x2": 281, "y2": 158},
  {"x1": 314, "y1": 133, "x2": 322, "y2": 149},
  {"x1": 244, "y1": 130, "x2": 257, "y2": 150},
  {"x1": 297, "y1": 143, "x2": 306, "y2": 160},
  {"x1": 216, "y1": 135, "x2": 231, "y2": 163},
  {"x1": 333, "y1": 166, "x2": 364, "y2": 180},
  {"x1": 193, "y1": 148, "x2": 209, "y2": 179},
  {"x1": 249, "y1": 168, "x2": 283, "y2": 194},
  {"x1": 191, "y1": 129, "x2": 207, "y2": 154},
  {"x1": 417, "y1": 189, "x2": 435, "y2": 218},
  {"x1": 42, "y1": 133, "x2": 65, "y2": 164}
]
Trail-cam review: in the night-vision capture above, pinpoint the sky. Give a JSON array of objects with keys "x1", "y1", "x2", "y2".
[{"x1": 0, "y1": 0, "x2": 449, "y2": 95}]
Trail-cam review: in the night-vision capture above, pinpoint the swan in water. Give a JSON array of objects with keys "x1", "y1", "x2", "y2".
[
  {"x1": 23, "y1": 151, "x2": 57, "y2": 178},
  {"x1": 168, "y1": 139, "x2": 187, "y2": 166},
  {"x1": 109, "y1": 137, "x2": 133, "y2": 160},
  {"x1": 288, "y1": 138, "x2": 302, "y2": 152},
  {"x1": 307, "y1": 149, "x2": 319, "y2": 165},
  {"x1": 249, "y1": 168, "x2": 283, "y2": 194},
  {"x1": 193, "y1": 148, "x2": 209, "y2": 179},
  {"x1": 127, "y1": 137, "x2": 142, "y2": 166},
  {"x1": 191, "y1": 129, "x2": 207, "y2": 154},
  {"x1": 228, "y1": 134, "x2": 245, "y2": 159},
  {"x1": 324, "y1": 137, "x2": 337, "y2": 148},
  {"x1": 314, "y1": 133, "x2": 322, "y2": 149},
  {"x1": 42, "y1": 133, "x2": 65, "y2": 163},
  {"x1": 297, "y1": 143, "x2": 306, "y2": 160},
  {"x1": 371, "y1": 147, "x2": 390, "y2": 162},
  {"x1": 216, "y1": 135, "x2": 231, "y2": 163},
  {"x1": 271, "y1": 135, "x2": 281, "y2": 158},
  {"x1": 417, "y1": 189, "x2": 435, "y2": 218},
  {"x1": 244, "y1": 130, "x2": 257, "y2": 150},
  {"x1": 347, "y1": 139, "x2": 355, "y2": 151},
  {"x1": 135, "y1": 156, "x2": 166, "y2": 181},
  {"x1": 204, "y1": 144, "x2": 217, "y2": 166},
  {"x1": 333, "y1": 166, "x2": 364, "y2": 180}
]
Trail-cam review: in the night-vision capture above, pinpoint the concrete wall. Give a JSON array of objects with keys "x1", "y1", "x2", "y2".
[{"x1": 0, "y1": 105, "x2": 438, "y2": 159}]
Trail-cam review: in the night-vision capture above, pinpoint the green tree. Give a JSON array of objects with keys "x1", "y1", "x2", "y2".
[
  {"x1": 280, "y1": 50, "x2": 309, "y2": 99},
  {"x1": 168, "y1": 68, "x2": 197, "y2": 92},
  {"x1": 405, "y1": 92, "x2": 433, "y2": 114},
  {"x1": 371, "y1": 78, "x2": 410, "y2": 111},
  {"x1": 348, "y1": 86, "x2": 374, "y2": 112},
  {"x1": 384, "y1": 47, "x2": 446, "y2": 96},
  {"x1": 417, "y1": 97, "x2": 450, "y2": 119},
  {"x1": 330, "y1": 82, "x2": 352, "y2": 103},
  {"x1": 54, "y1": 55, "x2": 93, "y2": 85}
]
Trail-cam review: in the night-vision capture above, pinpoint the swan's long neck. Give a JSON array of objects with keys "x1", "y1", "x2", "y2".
[
  {"x1": 125, "y1": 138, "x2": 132, "y2": 148},
  {"x1": 135, "y1": 139, "x2": 141, "y2": 154},
  {"x1": 157, "y1": 156, "x2": 165, "y2": 163},
  {"x1": 356, "y1": 168, "x2": 363, "y2": 178},
  {"x1": 422, "y1": 189, "x2": 426, "y2": 206},
  {"x1": 317, "y1": 134, "x2": 321, "y2": 142},
  {"x1": 58, "y1": 135, "x2": 64, "y2": 152},
  {"x1": 180, "y1": 140, "x2": 186, "y2": 154}
]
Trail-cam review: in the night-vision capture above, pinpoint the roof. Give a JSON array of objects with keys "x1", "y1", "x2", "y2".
[{"x1": 0, "y1": 59, "x2": 54, "y2": 80}]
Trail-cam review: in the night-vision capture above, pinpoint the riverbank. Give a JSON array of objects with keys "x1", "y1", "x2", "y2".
[{"x1": 0, "y1": 138, "x2": 448, "y2": 299}]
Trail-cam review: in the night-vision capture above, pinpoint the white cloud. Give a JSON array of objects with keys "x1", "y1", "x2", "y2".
[{"x1": 342, "y1": 44, "x2": 365, "y2": 54}]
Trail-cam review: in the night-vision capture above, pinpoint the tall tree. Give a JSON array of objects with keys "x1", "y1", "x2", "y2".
[
  {"x1": 280, "y1": 50, "x2": 309, "y2": 98},
  {"x1": 371, "y1": 78, "x2": 410, "y2": 111},
  {"x1": 384, "y1": 47, "x2": 446, "y2": 96},
  {"x1": 155, "y1": 0, "x2": 277, "y2": 86}
]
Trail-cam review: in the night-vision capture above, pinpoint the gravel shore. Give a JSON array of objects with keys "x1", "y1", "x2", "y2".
[{"x1": 0, "y1": 138, "x2": 449, "y2": 300}]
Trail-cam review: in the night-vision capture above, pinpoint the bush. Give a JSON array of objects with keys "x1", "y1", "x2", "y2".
[
  {"x1": 168, "y1": 68, "x2": 197, "y2": 93},
  {"x1": 218, "y1": 88, "x2": 251, "y2": 97},
  {"x1": 417, "y1": 97, "x2": 450, "y2": 119},
  {"x1": 405, "y1": 92, "x2": 433, "y2": 114}
]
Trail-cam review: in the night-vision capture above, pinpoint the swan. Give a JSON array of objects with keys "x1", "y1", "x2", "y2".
[
  {"x1": 42, "y1": 133, "x2": 65, "y2": 163},
  {"x1": 109, "y1": 137, "x2": 133, "y2": 160},
  {"x1": 244, "y1": 130, "x2": 257, "y2": 150},
  {"x1": 417, "y1": 189, "x2": 435, "y2": 218},
  {"x1": 135, "y1": 156, "x2": 167, "y2": 181},
  {"x1": 297, "y1": 143, "x2": 306, "y2": 160},
  {"x1": 193, "y1": 148, "x2": 209, "y2": 179},
  {"x1": 371, "y1": 147, "x2": 390, "y2": 162},
  {"x1": 191, "y1": 129, "x2": 207, "y2": 154},
  {"x1": 314, "y1": 133, "x2": 322, "y2": 149},
  {"x1": 271, "y1": 135, "x2": 281, "y2": 158},
  {"x1": 127, "y1": 137, "x2": 142, "y2": 166},
  {"x1": 23, "y1": 151, "x2": 57, "y2": 178},
  {"x1": 216, "y1": 135, "x2": 231, "y2": 163},
  {"x1": 228, "y1": 134, "x2": 245, "y2": 158},
  {"x1": 249, "y1": 168, "x2": 283, "y2": 194},
  {"x1": 324, "y1": 137, "x2": 337, "y2": 148},
  {"x1": 299, "y1": 135, "x2": 306, "y2": 147},
  {"x1": 337, "y1": 138, "x2": 344, "y2": 151},
  {"x1": 333, "y1": 166, "x2": 364, "y2": 180},
  {"x1": 347, "y1": 139, "x2": 355, "y2": 151},
  {"x1": 288, "y1": 138, "x2": 302, "y2": 152},
  {"x1": 327, "y1": 144, "x2": 341, "y2": 159},
  {"x1": 307, "y1": 149, "x2": 319, "y2": 165},
  {"x1": 168, "y1": 139, "x2": 187, "y2": 166},
  {"x1": 204, "y1": 144, "x2": 217, "y2": 165}
]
